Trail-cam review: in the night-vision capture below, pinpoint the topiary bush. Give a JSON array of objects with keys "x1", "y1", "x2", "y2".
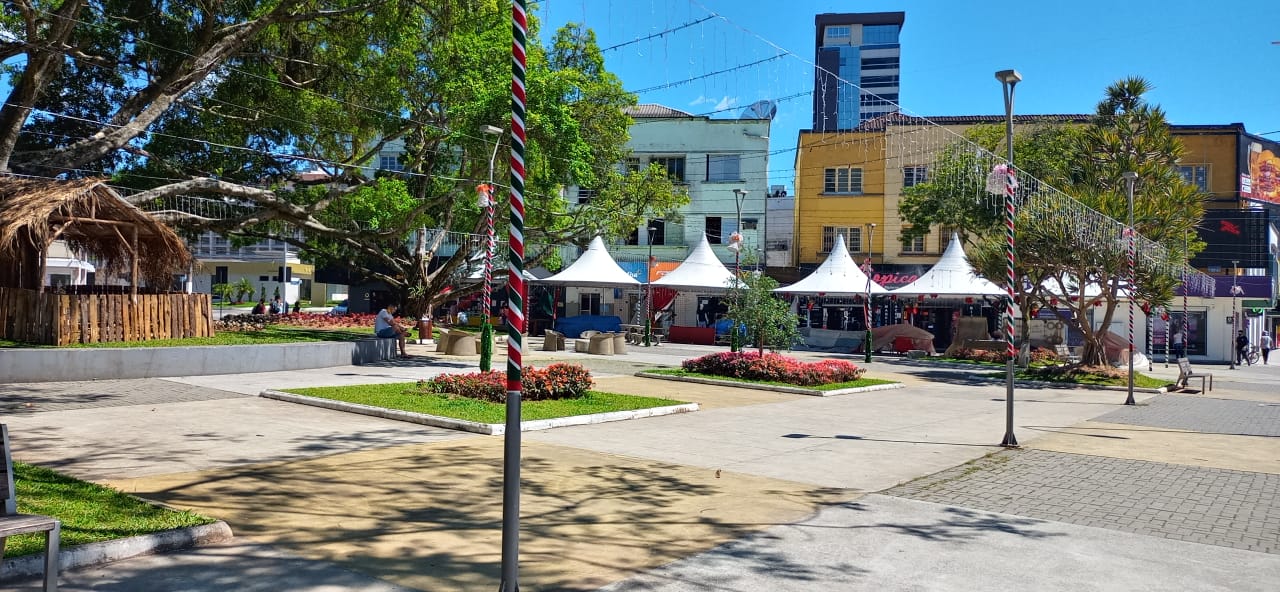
[
  {"x1": 681, "y1": 351, "x2": 865, "y2": 386},
  {"x1": 421, "y1": 363, "x2": 593, "y2": 402}
]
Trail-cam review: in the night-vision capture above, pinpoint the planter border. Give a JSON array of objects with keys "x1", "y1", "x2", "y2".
[
  {"x1": 0, "y1": 521, "x2": 233, "y2": 582},
  {"x1": 635, "y1": 371, "x2": 905, "y2": 397},
  {"x1": 260, "y1": 389, "x2": 698, "y2": 435},
  {"x1": 888, "y1": 358, "x2": 1170, "y2": 393}
]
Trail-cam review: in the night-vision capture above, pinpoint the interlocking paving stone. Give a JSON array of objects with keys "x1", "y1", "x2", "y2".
[
  {"x1": 1094, "y1": 394, "x2": 1280, "y2": 437},
  {"x1": 886, "y1": 449, "x2": 1280, "y2": 554},
  {"x1": 0, "y1": 379, "x2": 247, "y2": 413}
]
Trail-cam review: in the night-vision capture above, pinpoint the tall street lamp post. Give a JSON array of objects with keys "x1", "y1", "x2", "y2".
[
  {"x1": 732, "y1": 188, "x2": 748, "y2": 351},
  {"x1": 863, "y1": 223, "x2": 876, "y2": 364},
  {"x1": 1123, "y1": 171, "x2": 1138, "y2": 405},
  {"x1": 996, "y1": 68, "x2": 1021, "y2": 448},
  {"x1": 645, "y1": 226, "x2": 657, "y2": 347},
  {"x1": 478, "y1": 124, "x2": 504, "y2": 372}
]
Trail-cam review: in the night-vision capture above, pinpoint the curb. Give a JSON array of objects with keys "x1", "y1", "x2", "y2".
[
  {"x1": 885, "y1": 358, "x2": 1171, "y2": 393},
  {"x1": 634, "y1": 372, "x2": 906, "y2": 397},
  {"x1": 259, "y1": 390, "x2": 699, "y2": 435},
  {"x1": 0, "y1": 521, "x2": 233, "y2": 582}
]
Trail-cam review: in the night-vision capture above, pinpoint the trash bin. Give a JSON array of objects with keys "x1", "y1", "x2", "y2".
[{"x1": 418, "y1": 318, "x2": 433, "y2": 343}]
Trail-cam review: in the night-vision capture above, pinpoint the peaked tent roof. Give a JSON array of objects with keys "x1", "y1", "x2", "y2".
[
  {"x1": 652, "y1": 234, "x2": 740, "y2": 292},
  {"x1": 775, "y1": 234, "x2": 888, "y2": 295},
  {"x1": 892, "y1": 233, "x2": 1006, "y2": 297},
  {"x1": 536, "y1": 235, "x2": 641, "y2": 287}
]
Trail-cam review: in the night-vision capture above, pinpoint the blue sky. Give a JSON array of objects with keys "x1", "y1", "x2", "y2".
[{"x1": 538, "y1": 0, "x2": 1280, "y2": 190}]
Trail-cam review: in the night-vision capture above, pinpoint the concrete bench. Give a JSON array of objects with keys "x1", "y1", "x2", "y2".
[
  {"x1": 1, "y1": 424, "x2": 60, "y2": 591},
  {"x1": 1175, "y1": 358, "x2": 1213, "y2": 392}
]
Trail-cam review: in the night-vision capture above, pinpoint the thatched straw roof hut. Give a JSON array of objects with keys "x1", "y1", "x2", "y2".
[{"x1": 0, "y1": 176, "x2": 191, "y2": 292}]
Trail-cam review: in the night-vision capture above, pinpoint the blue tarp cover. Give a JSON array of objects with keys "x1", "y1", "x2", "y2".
[{"x1": 554, "y1": 315, "x2": 623, "y2": 338}]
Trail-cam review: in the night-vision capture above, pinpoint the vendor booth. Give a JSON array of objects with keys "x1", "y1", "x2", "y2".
[
  {"x1": 535, "y1": 236, "x2": 639, "y2": 337},
  {"x1": 890, "y1": 233, "x2": 1007, "y2": 352},
  {"x1": 775, "y1": 234, "x2": 888, "y2": 349}
]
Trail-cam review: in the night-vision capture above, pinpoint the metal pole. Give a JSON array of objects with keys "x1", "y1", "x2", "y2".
[
  {"x1": 645, "y1": 227, "x2": 655, "y2": 347},
  {"x1": 1123, "y1": 172, "x2": 1137, "y2": 405},
  {"x1": 1183, "y1": 234, "x2": 1189, "y2": 360},
  {"x1": 499, "y1": 0, "x2": 527, "y2": 588},
  {"x1": 864, "y1": 224, "x2": 875, "y2": 364},
  {"x1": 1231, "y1": 260, "x2": 1239, "y2": 369},
  {"x1": 996, "y1": 69, "x2": 1021, "y2": 448},
  {"x1": 732, "y1": 189, "x2": 747, "y2": 352}
]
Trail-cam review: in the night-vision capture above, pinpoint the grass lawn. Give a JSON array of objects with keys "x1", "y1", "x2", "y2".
[
  {"x1": 0, "y1": 326, "x2": 371, "y2": 349},
  {"x1": 983, "y1": 369, "x2": 1171, "y2": 389},
  {"x1": 283, "y1": 383, "x2": 687, "y2": 424},
  {"x1": 643, "y1": 368, "x2": 899, "y2": 391},
  {"x1": 6, "y1": 462, "x2": 216, "y2": 558}
]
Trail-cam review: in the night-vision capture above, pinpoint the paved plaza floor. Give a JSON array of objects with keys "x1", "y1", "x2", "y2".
[{"x1": 3, "y1": 345, "x2": 1278, "y2": 590}]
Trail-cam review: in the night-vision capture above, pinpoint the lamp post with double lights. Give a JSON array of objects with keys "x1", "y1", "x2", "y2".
[
  {"x1": 478, "y1": 123, "x2": 504, "y2": 372},
  {"x1": 645, "y1": 226, "x2": 657, "y2": 347},
  {"x1": 996, "y1": 68, "x2": 1022, "y2": 448}
]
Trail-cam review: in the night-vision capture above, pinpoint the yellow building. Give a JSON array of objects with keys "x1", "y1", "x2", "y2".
[{"x1": 792, "y1": 130, "x2": 886, "y2": 266}]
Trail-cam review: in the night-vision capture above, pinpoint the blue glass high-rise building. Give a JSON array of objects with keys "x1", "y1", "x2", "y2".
[{"x1": 813, "y1": 12, "x2": 905, "y2": 132}]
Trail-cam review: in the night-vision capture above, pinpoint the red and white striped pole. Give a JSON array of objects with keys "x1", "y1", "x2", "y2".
[
  {"x1": 499, "y1": 0, "x2": 528, "y2": 589},
  {"x1": 996, "y1": 68, "x2": 1021, "y2": 448},
  {"x1": 1123, "y1": 172, "x2": 1138, "y2": 405},
  {"x1": 479, "y1": 183, "x2": 497, "y2": 371}
]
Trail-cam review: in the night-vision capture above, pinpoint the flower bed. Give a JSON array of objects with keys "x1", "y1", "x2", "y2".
[
  {"x1": 681, "y1": 351, "x2": 865, "y2": 387},
  {"x1": 949, "y1": 346, "x2": 1056, "y2": 365},
  {"x1": 215, "y1": 312, "x2": 377, "y2": 332},
  {"x1": 421, "y1": 363, "x2": 593, "y2": 402}
]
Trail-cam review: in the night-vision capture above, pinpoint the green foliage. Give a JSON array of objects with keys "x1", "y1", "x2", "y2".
[
  {"x1": 232, "y1": 277, "x2": 255, "y2": 303},
  {"x1": 211, "y1": 282, "x2": 235, "y2": 304},
  {"x1": 725, "y1": 270, "x2": 801, "y2": 353}
]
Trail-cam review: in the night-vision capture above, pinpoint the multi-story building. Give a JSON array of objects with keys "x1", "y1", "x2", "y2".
[
  {"x1": 812, "y1": 12, "x2": 905, "y2": 132},
  {"x1": 592, "y1": 104, "x2": 771, "y2": 269},
  {"x1": 188, "y1": 231, "x2": 321, "y2": 305}
]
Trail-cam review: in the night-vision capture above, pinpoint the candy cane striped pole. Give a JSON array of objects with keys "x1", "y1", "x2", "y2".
[
  {"x1": 499, "y1": 1, "x2": 527, "y2": 589},
  {"x1": 996, "y1": 68, "x2": 1021, "y2": 449},
  {"x1": 480, "y1": 184, "x2": 497, "y2": 372},
  {"x1": 1123, "y1": 172, "x2": 1138, "y2": 406},
  {"x1": 1004, "y1": 167, "x2": 1017, "y2": 364}
]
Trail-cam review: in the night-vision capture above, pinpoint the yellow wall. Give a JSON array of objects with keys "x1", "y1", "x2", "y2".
[
  {"x1": 1172, "y1": 130, "x2": 1239, "y2": 207},
  {"x1": 793, "y1": 131, "x2": 886, "y2": 265}
]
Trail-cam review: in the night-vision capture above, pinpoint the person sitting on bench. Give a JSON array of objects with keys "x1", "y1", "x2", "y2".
[{"x1": 375, "y1": 303, "x2": 410, "y2": 358}]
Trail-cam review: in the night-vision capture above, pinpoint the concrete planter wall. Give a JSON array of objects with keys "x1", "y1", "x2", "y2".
[{"x1": 0, "y1": 339, "x2": 396, "y2": 383}]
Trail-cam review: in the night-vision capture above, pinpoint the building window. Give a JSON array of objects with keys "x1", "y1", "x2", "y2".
[
  {"x1": 706, "y1": 154, "x2": 741, "y2": 182},
  {"x1": 824, "y1": 167, "x2": 863, "y2": 194},
  {"x1": 625, "y1": 157, "x2": 642, "y2": 172},
  {"x1": 648, "y1": 220, "x2": 666, "y2": 245},
  {"x1": 822, "y1": 226, "x2": 861, "y2": 253},
  {"x1": 861, "y1": 56, "x2": 899, "y2": 70},
  {"x1": 825, "y1": 25, "x2": 850, "y2": 38},
  {"x1": 652, "y1": 156, "x2": 686, "y2": 182},
  {"x1": 212, "y1": 266, "x2": 228, "y2": 285},
  {"x1": 1178, "y1": 165, "x2": 1209, "y2": 192},
  {"x1": 903, "y1": 165, "x2": 928, "y2": 188},
  {"x1": 742, "y1": 218, "x2": 759, "y2": 230},
  {"x1": 378, "y1": 154, "x2": 404, "y2": 172},
  {"x1": 706, "y1": 216, "x2": 723, "y2": 244},
  {"x1": 901, "y1": 229, "x2": 926, "y2": 254},
  {"x1": 862, "y1": 24, "x2": 899, "y2": 44},
  {"x1": 576, "y1": 187, "x2": 598, "y2": 204}
]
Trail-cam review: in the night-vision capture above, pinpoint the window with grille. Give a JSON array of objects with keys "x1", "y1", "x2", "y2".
[
  {"x1": 901, "y1": 229, "x2": 926, "y2": 254},
  {"x1": 822, "y1": 226, "x2": 861, "y2": 253},
  {"x1": 378, "y1": 154, "x2": 405, "y2": 172},
  {"x1": 1177, "y1": 164, "x2": 1209, "y2": 192},
  {"x1": 903, "y1": 165, "x2": 928, "y2": 188},
  {"x1": 823, "y1": 167, "x2": 863, "y2": 194},
  {"x1": 576, "y1": 187, "x2": 598, "y2": 204}
]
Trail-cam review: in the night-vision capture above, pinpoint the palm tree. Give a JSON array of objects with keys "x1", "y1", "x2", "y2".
[{"x1": 233, "y1": 277, "x2": 255, "y2": 304}]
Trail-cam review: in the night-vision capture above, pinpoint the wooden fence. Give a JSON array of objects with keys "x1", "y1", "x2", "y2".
[{"x1": 0, "y1": 287, "x2": 214, "y2": 345}]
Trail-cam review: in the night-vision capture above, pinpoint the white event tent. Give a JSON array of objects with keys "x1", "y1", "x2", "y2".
[
  {"x1": 536, "y1": 235, "x2": 641, "y2": 288},
  {"x1": 775, "y1": 234, "x2": 888, "y2": 295},
  {"x1": 892, "y1": 233, "x2": 1005, "y2": 297},
  {"x1": 651, "y1": 234, "x2": 739, "y2": 292}
]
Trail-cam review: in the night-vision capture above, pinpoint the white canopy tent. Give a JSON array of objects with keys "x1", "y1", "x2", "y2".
[
  {"x1": 651, "y1": 234, "x2": 740, "y2": 292},
  {"x1": 536, "y1": 235, "x2": 641, "y2": 288},
  {"x1": 775, "y1": 234, "x2": 888, "y2": 295},
  {"x1": 892, "y1": 233, "x2": 1005, "y2": 297}
]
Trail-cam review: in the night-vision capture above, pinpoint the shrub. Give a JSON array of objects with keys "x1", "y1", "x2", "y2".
[
  {"x1": 950, "y1": 346, "x2": 1056, "y2": 364},
  {"x1": 215, "y1": 312, "x2": 379, "y2": 332},
  {"x1": 422, "y1": 363, "x2": 593, "y2": 402},
  {"x1": 681, "y1": 351, "x2": 865, "y2": 386}
]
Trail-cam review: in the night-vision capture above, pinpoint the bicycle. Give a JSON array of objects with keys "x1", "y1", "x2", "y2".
[{"x1": 1242, "y1": 345, "x2": 1261, "y2": 366}]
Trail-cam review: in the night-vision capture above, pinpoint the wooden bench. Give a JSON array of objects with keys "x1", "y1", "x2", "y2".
[
  {"x1": 1, "y1": 424, "x2": 61, "y2": 591},
  {"x1": 1175, "y1": 358, "x2": 1213, "y2": 393},
  {"x1": 1054, "y1": 344, "x2": 1080, "y2": 364}
]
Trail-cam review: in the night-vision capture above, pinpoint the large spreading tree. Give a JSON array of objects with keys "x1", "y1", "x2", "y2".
[
  {"x1": 900, "y1": 78, "x2": 1205, "y2": 366},
  {"x1": 0, "y1": 1, "x2": 687, "y2": 316}
]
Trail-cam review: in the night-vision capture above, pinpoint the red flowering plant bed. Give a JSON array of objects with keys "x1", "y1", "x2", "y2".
[
  {"x1": 216, "y1": 312, "x2": 378, "y2": 332},
  {"x1": 679, "y1": 351, "x2": 866, "y2": 387},
  {"x1": 421, "y1": 363, "x2": 594, "y2": 403},
  {"x1": 947, "y1": 347, "x2": 1057, "y2": 366}
]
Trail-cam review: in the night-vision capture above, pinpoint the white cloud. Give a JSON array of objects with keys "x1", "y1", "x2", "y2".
[
  {"x1": 713, "y1": 96, "x2": 740, "y2": 111},
  {"x1": 689, "y1": 95, "x2": 717, "y2": 106}
]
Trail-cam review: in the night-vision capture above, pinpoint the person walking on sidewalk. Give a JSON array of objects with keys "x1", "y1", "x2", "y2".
[
  {"x1": 1235, "y1": 330, "x2": 1251, "y2": 365},
  {"x1": 1262, "y1": 331, "x2": 1273, "y2": 365}
]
